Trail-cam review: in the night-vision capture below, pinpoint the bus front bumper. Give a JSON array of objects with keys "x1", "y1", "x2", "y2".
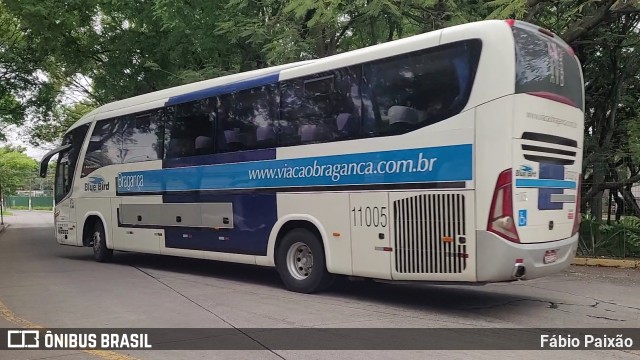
[{"x1": 476, "y1": 230, "x2": 579, "y2": 282}]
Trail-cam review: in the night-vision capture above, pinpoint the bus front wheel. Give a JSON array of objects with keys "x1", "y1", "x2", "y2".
[
  {"x1": 276, "y1": 228, "x2": 334, "y2": 293},
  {"x1": 92, "y1": 220, "x2": 113, "y2": 262}
]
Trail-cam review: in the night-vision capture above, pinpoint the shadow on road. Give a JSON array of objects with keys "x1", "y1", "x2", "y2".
[{"x1": 60, "y1": 250, "x2": 543, "y2": 315}]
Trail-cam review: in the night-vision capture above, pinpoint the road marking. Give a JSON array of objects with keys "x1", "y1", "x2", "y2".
[{"x1": 0, "y1": 299, "x2": 141, "y2": 360}]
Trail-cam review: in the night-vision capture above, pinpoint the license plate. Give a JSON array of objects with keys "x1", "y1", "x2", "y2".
[{"x1": 544, "y1": 250, "x2": 558, "y2": 264}]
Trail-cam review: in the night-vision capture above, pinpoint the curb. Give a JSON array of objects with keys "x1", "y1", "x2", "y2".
[{"x1": 573, "y1": 257, "x2": 639, "y2": 269}]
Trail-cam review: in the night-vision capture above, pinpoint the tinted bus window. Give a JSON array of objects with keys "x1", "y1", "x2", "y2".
[
  {"x1": 122, "y1": 110, "x2": 164, "y2": 163},
  {"x1": 513, "y1": 26, "x2": 583, "y2": 110},
  {"x1": 279, "y1": 66, "x2": 361, "y2": 146},
  {"x1": 218, "y1": 85, "x2": 278, "y2": 152},
  {"x1": 81, "y1": 119, "x2": 125, "y2": 177},
  {"x1": 362, "y1": 40, "x2": 481, "y2": 136},
  {"x1": 165, "y1": 98, "x2": 216, "y2": 158}
]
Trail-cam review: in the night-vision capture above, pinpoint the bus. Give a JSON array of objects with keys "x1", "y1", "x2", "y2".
[{"x1": 39, "y1": 19, "x2": 584, "y2": 293}]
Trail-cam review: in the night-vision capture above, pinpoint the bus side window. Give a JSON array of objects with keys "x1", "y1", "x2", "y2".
[
  {"x1": 278, "y1": 66, "x2": 362, "y2": 146},
  {"x1": 165, "y1": 99, "x2": 216, "y2": 159},
  {"x1": 278, "y1": 81, "x2": 302, "y2": 146},
  {"x1": 362, "y1": 40, "x2": 481, "y2": 136},
  {"x1": 333, "y1": 67, "x2": 362, "y2": 140},
  {"x1": 121, "y1": 110, "x2": 164, "y2": 163},
  {"x1": 216, "y1": 85, "x2": 277, "y2": 152}
]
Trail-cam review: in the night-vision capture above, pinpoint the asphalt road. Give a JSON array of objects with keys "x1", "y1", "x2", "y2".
[{"x1": 1, "y1": 211, "x2": 639, "y2": 360}]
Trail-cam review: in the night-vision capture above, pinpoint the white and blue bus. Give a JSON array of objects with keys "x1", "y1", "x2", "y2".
[{"x1": 40, "y1": 19, "x2": 584, "y2": 293}]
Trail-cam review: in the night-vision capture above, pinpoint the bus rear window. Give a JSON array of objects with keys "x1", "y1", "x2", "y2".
[{"x1": 513, "y1": 25, "x2": 583, "y2": 110}]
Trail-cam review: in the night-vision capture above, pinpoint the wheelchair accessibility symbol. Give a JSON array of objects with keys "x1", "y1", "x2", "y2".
[{"x1": 518, "y1": 209, "x2": 527, "y2": 226}]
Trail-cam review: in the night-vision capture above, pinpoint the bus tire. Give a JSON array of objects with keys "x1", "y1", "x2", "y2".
[
  {"x1": 92, "y1": 220, "x2": 112, "y2": 262},
  {"x1": 276, "y1": 228, "x2": 334, "y2": 293}
]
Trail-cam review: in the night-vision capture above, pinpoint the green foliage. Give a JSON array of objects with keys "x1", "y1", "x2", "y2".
[
  {"x1": 0, "y1": 3, "x2": 45, "y2": 140},
  {"x1": 626, "y1": 112, "x2": 640, "y2": 163},
  {"x1": 0, "y1": 146, "x2": 38, "y2": 195},
  {"x1": 29, "y1": 102, "x2": 95, "y2": 146},
  {"x1": 485, "y1": 0, "x2": 528, "y2": 19},
  {"x1": 579, "y1": 214, "x2": 640, "y2": 258},
  {"x1": 0, "y1": 93, "x2": 24, "y2": 141}
]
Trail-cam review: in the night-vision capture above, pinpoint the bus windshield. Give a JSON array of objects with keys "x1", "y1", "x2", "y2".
[{"x1": 55, "y1": 124, "x2": 89, "y2": 203}]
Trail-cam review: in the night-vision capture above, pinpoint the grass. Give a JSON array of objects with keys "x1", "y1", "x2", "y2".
[
  {"x1": 32, "y1": 206, "x2": 53, "y2": 211},
  {"x1": 6, "y1": 206, "x2": 52, "y2": 211}
]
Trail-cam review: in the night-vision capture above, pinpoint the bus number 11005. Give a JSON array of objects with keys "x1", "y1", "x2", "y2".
[{"x1": 351, "y1": 206, "x2": 388, "y2": 228}]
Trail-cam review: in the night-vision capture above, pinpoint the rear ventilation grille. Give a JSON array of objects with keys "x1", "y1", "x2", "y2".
[
  {"x1": 393, "y1": 193, "x2": 467, "y2": 274},
  {"x1": 521, "y1": 132, "x2": 577, "y2": 165}
]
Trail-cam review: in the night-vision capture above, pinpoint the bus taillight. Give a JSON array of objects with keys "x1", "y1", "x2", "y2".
[
  {"x1": 572, "y1": 178, "x2": 582, "y2": 236},
  {"x1": 488, "y1": 169, "x2": 520, "y2": 243}
]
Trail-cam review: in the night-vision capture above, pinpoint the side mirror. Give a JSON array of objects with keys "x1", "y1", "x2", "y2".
[{"x1": 39, "y1": 144, "x2": 72, "y2": 178}]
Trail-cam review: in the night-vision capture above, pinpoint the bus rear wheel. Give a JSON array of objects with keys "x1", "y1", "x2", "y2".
[
  {"x1": 276, "y1": 228, "x2": 334, "y2": 293},
  {"x1": 92, "y1": 220, "x2": 113, "y2": 262}
]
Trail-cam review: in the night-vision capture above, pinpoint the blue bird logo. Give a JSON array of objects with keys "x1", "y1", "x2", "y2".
[
  {"x1": 520, "y1": 165, "x2": 533, "y2": 173},
  {"x1": 89, "y1": 176, "x2": 105, "y2": 185}
]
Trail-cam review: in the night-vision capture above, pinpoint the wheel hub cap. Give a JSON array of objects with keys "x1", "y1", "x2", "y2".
[{"x1": 286, "y1": 242, "x2": 313, "y2": 280}]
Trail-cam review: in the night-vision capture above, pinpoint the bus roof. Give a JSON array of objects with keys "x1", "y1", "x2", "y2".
[{"x1": 67, "y1": 19, "x2": 510, "y2": 133}]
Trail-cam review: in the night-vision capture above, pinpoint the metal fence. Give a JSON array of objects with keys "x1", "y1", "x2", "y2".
[
  {"x1": 5, "y1": 194, "x2": 54, "y2": 210},
  {"x1": 0, "y1": 171, "x2": 55, "y2": 212},
  {"x1": 2, "y1": 187, "x2": 54, "y2": 211}
]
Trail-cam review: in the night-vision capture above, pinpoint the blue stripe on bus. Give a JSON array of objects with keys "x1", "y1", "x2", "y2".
[
  {"x1": 163, "y1": 193, "x2": 276, "y2": 256},
  {"x1": 166, "y1": 73, "x2": 280, "y2": 106},
  {"x1": 117, "y1": 144, "x2": 473, "y2": 194},
  {"x1": 163, "y1": 149, "x2": 276, "y2": 168},
  {"x1": 515, "y1": 179, "x2": 576, "y2": 189}
]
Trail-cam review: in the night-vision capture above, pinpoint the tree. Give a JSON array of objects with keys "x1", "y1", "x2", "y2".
[
  {"x1": 29, "y1": 102, "x2": 94, "y2": 147},
  {"x1": 0, "y1": 145, "x2": 38, "y2": 196},
  {"x1": 578, "y1": 13, "x2": 640, "y2": 217},
  {"x1": 0, "y1": 3, "x2": 58, "y2": 141}
]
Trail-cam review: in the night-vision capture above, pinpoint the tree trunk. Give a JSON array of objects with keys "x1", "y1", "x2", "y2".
[
  {"x1": 589, "y1": 158, "x2": 606, "y2": 221},
  {"x1": 621, "y1": 185, "x2": 640, "y2": 217}
]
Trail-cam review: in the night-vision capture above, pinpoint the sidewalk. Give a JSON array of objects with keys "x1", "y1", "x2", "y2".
[
  {"x1": 0, "y1": 214, "x2": 10, "y2": 234},
  {"x1": 573, "y1": 257, "x2": 639, "y2": 269}
]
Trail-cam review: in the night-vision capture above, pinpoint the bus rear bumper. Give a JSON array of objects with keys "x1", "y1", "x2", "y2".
[{"x1": 476, "y1": 230, "x2": 579, "y2": 282}]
